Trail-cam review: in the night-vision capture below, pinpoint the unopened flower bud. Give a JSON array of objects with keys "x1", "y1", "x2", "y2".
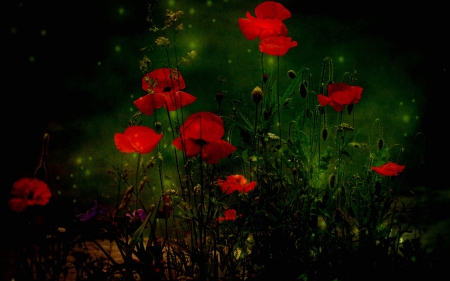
[
  {"x1": 377, "y1": 138, "x2": 384, "y2": 150},
  {"x1": 251, "y1": 86, "x2": 263, "y2": 104},
  {"x1": 299, "y1": 83, "x2": 307, "y2": 98},
  {"x1": 263, "y1": 74, "x2": 268, "y2": 84},
  {"x1": 322, "y1": 128, "x2": 328, "y2": 141},
  {"x1": 216, "y1": 91, "x2": 224, "y2": 104},
  {"x1": 287, "y1": 70, "x2": 296, "y2": 79}
]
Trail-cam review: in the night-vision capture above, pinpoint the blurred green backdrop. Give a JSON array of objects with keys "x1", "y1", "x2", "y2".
[{"x1": 5, "y1": 0, "x2": 446, "y2": 225}]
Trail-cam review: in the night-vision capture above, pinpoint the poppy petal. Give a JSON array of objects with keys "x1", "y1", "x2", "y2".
[
  {"x1": 164, "y1": 91, "x2": 197, "y2": 111},
  {"x1": 142, "y1": 68, "x2": 186, "y2": 93},
  {"x1": 202, "y1": 140, "x2": 236, "y2": 164},
  {"x1": 238, "y1": 17, "x2": 261, "y2": 40},
  {"x1": 172, "y1": 137, "x2": 202, "y2": 157},
  {"x1": 134, "y1": 93, "x2": 166, "y2": 116},
  {"x1": 8, "y1": 198, "x2": 28, "y2": 212},
  {"x1": 180, "y1": 112, "x2": 224, "y2": 142},
  {"x1": 114, "y1": 126, "x2": 162, "y2": 154},
  {"x1": 254, "y1": 1, "x2": 291, "y2": 21},
  {"x1": 259, "y1": 36, "x2": 297, "y2": 56}
]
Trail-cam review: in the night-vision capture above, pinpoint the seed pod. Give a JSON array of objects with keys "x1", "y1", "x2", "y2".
[
  {"x1": 251, "y1": 86, "x2": 263, "y2": 104},
  {"x1": 262, "y1": 74, "x2": 268, "y2": 84}
]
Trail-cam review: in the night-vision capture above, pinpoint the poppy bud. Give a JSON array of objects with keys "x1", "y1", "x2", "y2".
[
  {"x1": 329, "y1": 173, "x2": 336, "y2": 189},
  {"x1": 322, "y1": 128, "x2": 328, "y2": 141},
  {"x1": 299, "y1": 83, "x2": 307, "y2": 98},
  {"x1": 287, "y1": 70, "x2": 296, "y2": 79},
  {"x1": 347, "y1": 103, "x2": 354, "y2": 115},
  {"x1": 216, "y1": 91, "x2": 224, "y2": 104},
  {"x1": 251, "y1": 86, "x2": 263, "y2": 104},
  {"x1": 155, "y1": 121, "x2": 162, "y2": 132},
  {"x1": 377, "y1": 138, "x2": 384, "y2": 150},
  {"x1": 263, "y1": 74, "x2": 268, "y2": 84}
]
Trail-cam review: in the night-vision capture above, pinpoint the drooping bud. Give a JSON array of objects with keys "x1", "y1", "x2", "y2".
[
  {"x1": 251, "y1": 86, "x2": 263, "y2": 104},
  {"x1": 377, "y1": 138, "x2": 384, "y2": 150},
  {"x1": 347, "y1": 103, "x2": 354, "y2": 115},
  {"x1": 216, "y1": 91, "x2": 224, "y2": 105},
  {"x1": 322, "y1": 128, "x2": 328, "y2": 141},
  {"x1": 287, "y1": 70, "x2": 296, "y2": 79},
  {"x1": 263, "y1": 74, "x2": 268, "y2": 84},
  {"x1": 155, "y1": 121, "x2": 162, "y2": 133},
  {"x1": 299, "y1": 83, "x2": 307, "y2": 98}
]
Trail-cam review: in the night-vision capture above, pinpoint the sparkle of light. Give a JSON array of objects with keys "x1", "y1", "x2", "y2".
[
  {"x1": 97, "y1": 61, "x2": 101, "y2": 66},
  {"x1": 415, "y1": 116, "x2": 419, "y2": 120},
  {"x1": 115, "y1": 45, "x2": 121, "y2": 52},
  {"x1": 207, "y1": 1, "x2": 213, "y2": 6},
  {"x1": 402, "y1": 115, "x2": 410, "y2": 123},
  {"x1": 40, "y1": 29, "x2": 47, "y2": 36},
  {"x1": 399, "y1": 101, "x2": 403, "y2": 106},
  {"x1": 189, "y1": 8, "x2": 195, "y2": 15},
  {"x1": 412, "y1": 98, "x2": 415, "y2": 103},
  {"x1": 85, "y1": 170, "x2": 91, "y2": 176},
  {"x1": 73, "y1": 184, "x2": 77, "y2": 189},
  {"x1": 29, "y1": 56, "x2": 35, "y2": 62},
  {"x1": 338, "y1": 56, "x2": 344, "y2": 63},
  {"x1": 76, "y1": 157, "x2": 82, "y2": 164},
  {"x1": 228, "y1": 59, "x2": 232, "y2": 64},
  {"x1": 118, "y1": 7, "x2": 125, "y2": 15}
]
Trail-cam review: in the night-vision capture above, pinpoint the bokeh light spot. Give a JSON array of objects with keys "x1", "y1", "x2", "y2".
[
  {"x1": 402, "y1": 115, "x2": 410, "y2": 123},
  {"x1": 29, "y1": 56, "x2": 35, "y2": 62},
  {"x1": 399, "y1": 101, "x2": 403, "y2": 106},
  {"x1": 58, "y1": 190, "x2": 61, "y2": 195},
  {"x1": 97, "y1": 61, "x2": 102, "y2": 66},
  {"x1": 189, "y1": 8, "x2": 195, "y2": 15},
  {"x1": 73, "y1": 184, "x2": 77, "y2": 189},
  {"x1": 207, "y1": 1, "x2": 213, "y2": 6},
  {"x1": 415, "y1": 115, "x2": 419, "y2": 120},
  {"x1": 189, "y1": 41, "x2": 197, "y2": 49},
  {"x1": 70, "y1": 174, "x2": 74, "y2": 178},
  {"x1": 212, "y1": 18, "x2": 216, "y2": 23},
  {"x1": 130, "y1": 94, "x2": 134, "y2": 99},
  {"x1": 76, "y1": 158, "x2": 82, "y2": 164},
  {"x1": 338, "y1": 56, "x2": 344, "y2": 63},
  {"x1": 40, "y1": 29, "x2": 47, "y2": 36},
  {"x1": 73, "y1": 199, "x2": 77, "y2": 203},
  {"x1": 228, "y1": 59, "x2": 232, "y2": 64},
  {"x1": 85, "y1": 170, "x2": 91, "y2": 176},
  {"x1": 168, "y1": 0, "x2": 175, "y2": 7},
  {"x1": 247, "y1": 49, "x2": 251, "y2": 53},
  {"x1": 412, "y1": 98, "x2": 415, "y2": 103},
  {"x1": 10, "y1": 27, "x2": 17, "y2": 35},
  {"x1": 118, "y1": 7, "x2": 125, "y2": 15},
  {"x1": 267, "y1": 57, "x2": 275, "y2": 65},
  {"x1": 115, "y1": 45, "x2": 121, "y2": 52}
]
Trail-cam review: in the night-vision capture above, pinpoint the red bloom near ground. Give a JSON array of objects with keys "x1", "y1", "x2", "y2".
[
  {"x1": 172, "y1": 111, "x2": 236, "y2": 164},
  {"x1": 218, "y1": 175, "x2": 257, "y2": 195},
  {"x1": 317, "y1": 83, "x2": 363, "y2": 112},
  {"x1": 371, "y1": 162, "x2": 406, "y2": 176},
  {"x1": 8, "y1": 178, "x2": 52, "y2": 212},
  {"x1": 134, "y1": 68, "x2": 196, "y2": 116},
  {"x1": 259, "y1": 36, "x2": 297, "y2": 56},
  {"x1": 238, "y1": 1, "x2": 291, "y2": 40},
  {"x1": 114, "y1": 125, "x2": 162, "y2": 154},
  {"x1": 217, "y1": 209, "x2": 240, "y2": 222}
]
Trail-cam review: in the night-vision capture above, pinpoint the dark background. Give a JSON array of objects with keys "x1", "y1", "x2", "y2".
[{"x1": 4, "y1": 0, "x2": 448, "y2": 249}]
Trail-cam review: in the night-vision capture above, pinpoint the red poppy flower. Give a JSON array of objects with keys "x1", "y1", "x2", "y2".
[
  {"x1": 238, "y1": 1, "x2": 291, "y2": 40},
  {"x1": 371, "y1": 162, "x2": 406, "y2": 176},
  {"x1": 114, "y1": 125, "x2": 162, "y2": 154},
  {"x1": 217, "y1": 209, "x2": 240, "y2": 222},
  {"x1": 317, "y1": 83, "x2": 363, "y2": 112},
  {"x1": 172, "y1": 111, "x2": 236, "y2": 164},
  {"x1": 218, "y1": 175, "x2": 257, "y2": 195},
  {"x1": 135, "y1": 68, "x2": 196, "y2": 116},
  {"x1": 8, "y1": 177, "x2": 52, "y2": 212},
  {"x1": 259, "y1": 36, "x2": 297, "y2": 56}
]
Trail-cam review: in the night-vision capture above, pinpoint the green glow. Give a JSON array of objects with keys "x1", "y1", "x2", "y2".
[
  {"x1": 76, "y1": 157, "x2": 82, "y2": 164},
  {"x1": 115, "y1": 45, "x2": 121, "y2": 52},
  {"x1": 130, "y1": 94, "x2": 134, "y2": 99},
  {"x1": 70, "y1": 174, "x2": 74, "y2": 178},
  {"x1": 338, "y1": 56, "x2": 344, "y2": 63},
  {"x1": 73, "y1": 184, "x2": 77, "y2": 189},
  {"x1": 73, "y1": 199, "x2": 77, "y2": 203},
  {"x1": 189, "y1": 8, "x2": 195, "y2": 15},
  {"x1": 188, "y1": 24, "x2": 193, "y2": 28},
  {"x1": 56, "y1": 176, "x2": 60, "y2": 180},
  {"x1": 58, "y1": 190, "x2": 61, "y2": 195},
  {"x1": 415, "y1": 116, "x2": 419, "y2": 120},
  {"x1": 402, "y1": 115, "x2": 410, "y2": 123},
  {"x1": 89, "y1": 157, "x2": 93, "y2": 161},
  {"x1": 228, "y1": 59, "x2": 232, "y2": 64},
  {"x1": 118, "y1": 7, "x2": 125, "y2": 15},
  {"x1": 168, "y1": 0, "x2": 176, "y2": 7},
  {"x1": 212, "y1": 18, "x2": 216, "y2": 23},
  {"x1": 267, "y1": 57, "x2": 275, "y2": 65},
  {"x1": 97, "y1": 61, "x2": 101, "y2": 66},
  {"x1": 40, "y1": 29, "x2": 47, "y2": 36},
  {"x1": 189, "y1": 41, "x2": 197, "y2": 49},
  {"x1": 412, "y1": 98, "x2": 415, "y2": 103},
  {"x1": 207, "y1": 1, "x2": 213, "y2": 6},
  {"x1": 399, "y1": 101, "x2": 403, "y2": 106},
  {"x1": 247, "y1": 49, "x2": 251, "y2": 53},
  {"x1": 29, "y1": 56, "x2": 35, "y2": 62},
  {"x1": 85, "y1": 170, "x2": 91, "y2": 176},
  {"x1": 129, "y1": 107, "x2": 133, "y2": 112}
]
